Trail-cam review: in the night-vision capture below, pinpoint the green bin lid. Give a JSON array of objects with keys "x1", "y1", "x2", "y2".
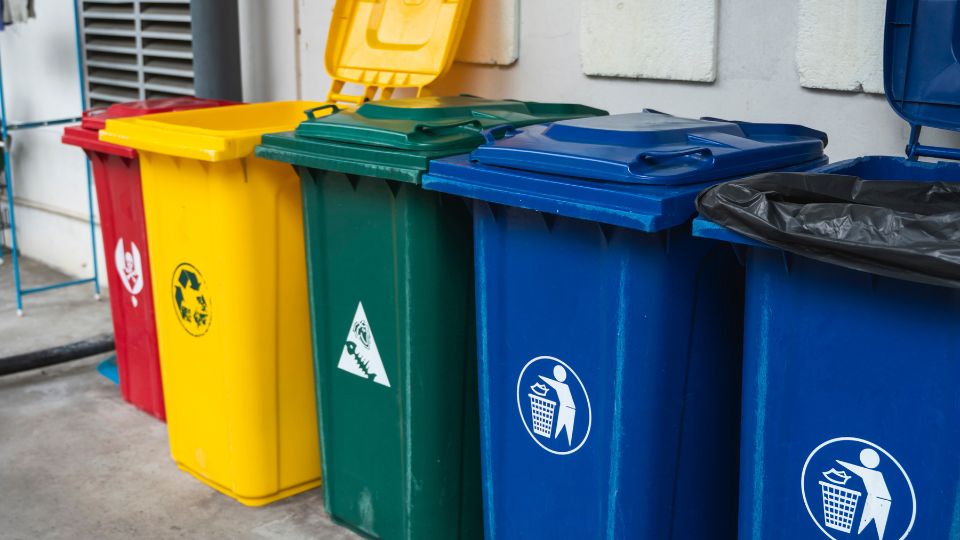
[{"x1": 255, "y1": 95, "x2": 607, "y2": 184}]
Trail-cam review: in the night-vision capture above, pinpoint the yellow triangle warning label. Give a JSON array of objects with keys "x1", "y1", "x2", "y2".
[{"x1": 337, "y1": 301, "x2": 390, "y2": 387}]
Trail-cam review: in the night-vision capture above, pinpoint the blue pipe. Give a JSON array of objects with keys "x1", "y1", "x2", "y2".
[
  {"x1": 7, "y1": 117, "x2": 82, "y2": 131},
  {"x1": 0, "y1": 0, "x2": 102, "y2": 315},
  {"x1": 74, "y1": 0, "x2": 100, "y2": 299},
  {"x1": 0, "y1": 44, "x2": 24, "y2": 314},
  {"x1": 22, "y1": 277, "x2": 97, "y2": 296}
]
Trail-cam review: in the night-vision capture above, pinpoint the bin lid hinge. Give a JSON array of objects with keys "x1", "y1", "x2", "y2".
[
  {"x1": 326, "y1": 79, "x2": 422, "y2": 107},
  {"x1": 905, "y1": 124, "x2": 960, "y2": 162}
]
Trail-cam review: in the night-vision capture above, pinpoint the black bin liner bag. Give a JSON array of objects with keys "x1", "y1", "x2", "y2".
[{"x1": 696, "y1": 172, "x2": 960, "y2": 288}]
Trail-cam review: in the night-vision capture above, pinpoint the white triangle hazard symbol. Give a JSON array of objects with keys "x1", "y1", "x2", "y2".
[{"x1": 337, "y1": 301, "x2": 390, "y2": 387}]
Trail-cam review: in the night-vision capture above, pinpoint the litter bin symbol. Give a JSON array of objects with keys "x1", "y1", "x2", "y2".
[
  {"x1": 819, "y1": 468, "x2": 860, "y2": 532},
  {"x1": 528, "y1": 382, "x2": 556, "y2": 438},
  {"x1": 516, "y1": 356, "x2": 591, "y2": 455},
  {"x1": 819, "y1": 481, "x2": 861, "y2": 533},
  {"x1": 802, "y1": 438, "x2": 916, "y2": 540}
]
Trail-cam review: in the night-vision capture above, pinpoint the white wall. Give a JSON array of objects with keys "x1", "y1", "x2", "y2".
[
  {"x1": 7, "y1": 0, "x2": 960, "y2": 286},
  {"x1": 433, "y1": 0, "x2": 960, "y2": 161},
  {"x1": 0, "y1": 0, "x2": 106, "y2": 287},
  {"x1": 294, "y1": 0, "x2": 960, "y2": 161},
  {"x1": 297, "y1": 0, "x2": 334, "y2": 100},
  {"x1": 1, "y1": 0, "x2": 304, "y2": 289},
  {"x1": 238, "y1": 0, "x2": 299, "y2": 101}
]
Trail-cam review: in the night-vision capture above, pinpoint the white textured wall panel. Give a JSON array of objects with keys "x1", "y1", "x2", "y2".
[
  {"x1": 580, "y1": 0, "x2": 718, "y2": 82},
  {"x1": 797, "y1": 0, "x2": 885, "y2": 93},
  {"x1": 456, "y1": 0, "x2": 520, "y2": 65}
]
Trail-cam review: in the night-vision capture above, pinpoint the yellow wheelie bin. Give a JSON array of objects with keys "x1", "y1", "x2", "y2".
[{"x1": 98, "y1": 0, "x2": 472, "y2": 506}]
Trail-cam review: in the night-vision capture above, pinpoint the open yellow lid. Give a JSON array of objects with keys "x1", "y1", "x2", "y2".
[
  {"x1": 324, "y1": 0, "x2": 473, "y2": 105},
  {"x1": 100, "y1": 101, "x2": 327, "y2": 162},
  {"x1": 98, "y1": 1, "x2": 473, "y2": 162}
]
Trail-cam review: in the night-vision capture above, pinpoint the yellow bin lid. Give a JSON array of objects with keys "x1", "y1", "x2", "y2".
[
  {"x1": 100, "y1": 101, "x2": 324, "y2": 162},
  {"x1": 324, "y1": 0, "x2": 472, "y2": 105}
]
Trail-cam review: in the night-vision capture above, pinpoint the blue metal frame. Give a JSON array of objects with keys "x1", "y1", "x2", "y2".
[{"x1": 0, "y1": 0, "x2": 100, "y2": 315}]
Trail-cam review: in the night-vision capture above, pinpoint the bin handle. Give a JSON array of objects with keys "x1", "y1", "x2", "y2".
[
  {"x1": 633, "y1": 147, "x2": 715, "y2": 167},
  {"x1": 412, "y1": 119, "x2": 484, "y2": 137},
  {"x1": 303, "y1": 104, "x2": 340, "y2": 120},
  {"x1": 84, "y1": 106, "x2": 110, "y2": 119},
  {"x1": 481, "y1": 124, "x2": 521, "y2": 144}
]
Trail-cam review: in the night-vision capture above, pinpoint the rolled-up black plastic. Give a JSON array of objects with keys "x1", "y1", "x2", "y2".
[
  {"x1": 0, "y1": 334, "x2": 115, "y2": 377},
  {"x1": 696, "y1": 172, "x2": 960, "y2": 288}
]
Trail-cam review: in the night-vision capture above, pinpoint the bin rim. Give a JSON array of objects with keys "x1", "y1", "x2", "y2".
[
  {"x1": 423, "y1": 154, "x2": 828, "y2": 233},
  {"x1": 293, "y1": 96, "x2": 608, "y2": 152},
  {"x1": 695, "y1": 170, "x2": 960, "y2": 288},
  {"x1": 82, "y1": 97, "x2": 237, "y2": 131},
  {"x1": 256, "y1": 131, "x2": 433, "y2": 184},
  {"x1": 63, "y1": 123, "x2": 137, "y2": 159},
  {"x1": 64, "y1": 97, "x2": 235, "y2": 159},
  {"x1": 255, "y1": 97, "x2": 608, "y2": 184},
  {"x1": 99, "y1": 101, "x2": 331, "y2": 162}
]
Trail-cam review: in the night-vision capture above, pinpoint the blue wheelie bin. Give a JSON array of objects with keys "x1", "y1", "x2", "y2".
[
  {"x1": 693, "y1": 1, "x2": 960, "y2": 538},
  {"x1": 421, "y1": 111, "x2": 827, "y2": 539}
]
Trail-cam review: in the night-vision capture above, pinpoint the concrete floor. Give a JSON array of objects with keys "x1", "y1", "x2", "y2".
[
  {"x1": 0, "y1": 252, "x2": 112, "y2": 357},
  {"x1": 0, "y1": 257, "x2": 361, "y2": 539}
]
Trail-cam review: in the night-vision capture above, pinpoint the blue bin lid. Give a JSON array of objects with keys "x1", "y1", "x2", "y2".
[
  {"x1": 885, "y1": 0, "x2": 960, "y2": 159},
  {"x1": 469, "y1": 111, "x2": 826, "y2": 186},
  {"x1": 422, "y1": 111, "x2": 827, "y2": 233}
]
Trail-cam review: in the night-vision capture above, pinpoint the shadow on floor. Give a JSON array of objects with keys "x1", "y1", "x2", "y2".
[
  {"x1": 0, "y1": 253, "x2": 112, "y2": 358},
  {"x1": 0, "y1": 354, "x2": 359, "y2": 540}
]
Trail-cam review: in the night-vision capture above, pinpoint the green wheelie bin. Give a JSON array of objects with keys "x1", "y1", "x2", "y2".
[{"x1": 255, "y1": 95, "x2": 606, "y2": 539}]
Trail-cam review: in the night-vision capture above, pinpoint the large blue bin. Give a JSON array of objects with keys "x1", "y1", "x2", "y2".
[
  {"x1": 693, "y1": 2, "x2": 960, "y2": 538},
  {"x1": 422, "y1": 111, "x2": 827, "y2": 539}
]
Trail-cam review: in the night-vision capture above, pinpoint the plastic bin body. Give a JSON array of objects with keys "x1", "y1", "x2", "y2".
[
  {"x1": 691, "y1": 1, "x2": 960, "y2": 533},
  {"x1": 421, "y1": 112, "x2": 828, "y2": 539},
  {"x1": 254, "y1": 96, "x2": 607, "y2": 539},
  {"x1": 60, "y1": 98, "x2": 231, "y2": 420},
  {"x1": 472, "y1": 202, "x2": 744, "y2": 538},
  {"x1": 99, "y1": 101, "x2": 324, "y2": 506},
  {"x1": 303, "y1": 172, "x2": 479, "y2": 539},
  {"x1": 90, "y1": 0, "x2": 476, "y2": 507},
  {"x1": 724, "y1": 156, "x2": 960, "y2": 540}
]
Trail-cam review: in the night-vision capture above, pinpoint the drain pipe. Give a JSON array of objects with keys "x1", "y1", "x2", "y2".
[
  {"x1": 0, "y1": 334, "x2": 114, "y2": 376},
  {"x1": 191, "y1": 0, "x2": 243, "y2": 102}
]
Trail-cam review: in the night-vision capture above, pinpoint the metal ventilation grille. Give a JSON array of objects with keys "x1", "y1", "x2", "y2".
[{"x1": 80, "y1": 0, "x2": 194, "y2": 108}]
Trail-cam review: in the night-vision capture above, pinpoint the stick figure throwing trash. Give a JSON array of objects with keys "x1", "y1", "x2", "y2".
[
  {"x1": 518, "y1": 356, "x2": 592, "y2": 455},
  {"x1": 539, "y1": 366, "x2": 576, "y2": 446},
  {"x1": 838, "y1": 448, "x2": 892, "y2": 540},
  {"x1": 802, "y1": 438, "x2": 914, "y2": 540}
]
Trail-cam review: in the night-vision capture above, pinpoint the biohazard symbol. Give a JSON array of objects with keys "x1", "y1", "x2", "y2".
[
  {"x1": 171, "y1": 263, "x2": 211, "y2": 336},
  {"x1": 114, "y1": 239, "x2": 144, "y2": 307},
  {"x1": 337, "y1": 301, "x2": 390, "y2": 387}
]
